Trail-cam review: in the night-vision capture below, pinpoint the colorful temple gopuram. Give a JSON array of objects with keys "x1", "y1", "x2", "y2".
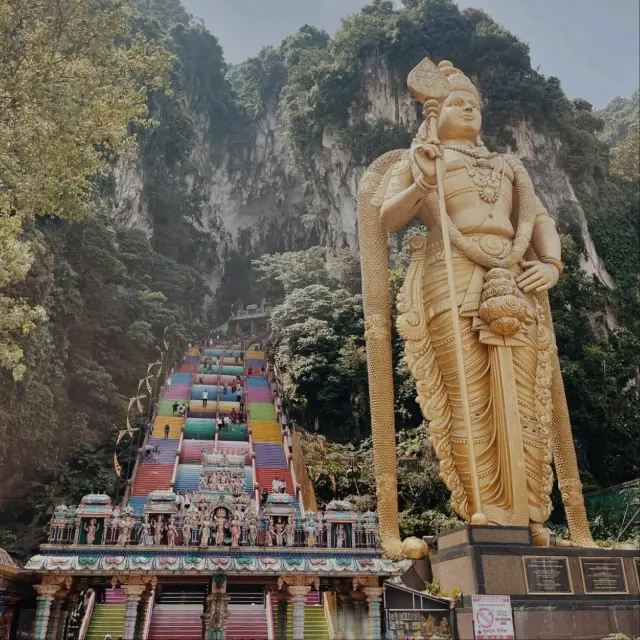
[{"x1": 5, "y1": 344, "x2": 414, "y2": 639}]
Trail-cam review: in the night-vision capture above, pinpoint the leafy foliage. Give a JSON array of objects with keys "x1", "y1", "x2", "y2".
[
  {"x1": 0, "y1": 0, "x2": 173, "y2": 379},
  {"x1": 0, "y1": 214, "x2": 205, "y2": 558}
]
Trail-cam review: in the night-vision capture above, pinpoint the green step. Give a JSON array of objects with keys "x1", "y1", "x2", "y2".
[
  {"x1": 85, "y1": 604, "x2": 125, "y2": 640},
  {"x1": 218, "y1": 423, "x2": 248, "y2": 441},
  {"x1": 278, "y1": 606, "x2": 329, "y2": 640},
  {"x1": 157, "y1": 398, "x2": 186, "y2": 417},
  {"x1": 249, "y1": 403, "x2": 276, "y2": 421}
]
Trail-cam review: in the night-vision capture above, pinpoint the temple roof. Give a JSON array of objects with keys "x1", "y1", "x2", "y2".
[{"x1": 0, "y1": 547, "x2": 20, "y2": 569}]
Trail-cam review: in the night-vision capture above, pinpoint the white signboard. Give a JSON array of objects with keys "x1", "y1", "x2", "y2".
[{"x1": 472, "y1": 595, "x2": 515, "y2": 639}]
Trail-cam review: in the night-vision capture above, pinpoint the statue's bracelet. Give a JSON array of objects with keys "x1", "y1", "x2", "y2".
[
  {"x1": 414, "y1": 174, "x2": 437, "y2": 193},
  {"x1": 540, "y1": 256, "x2": 563, "y2": 276}
]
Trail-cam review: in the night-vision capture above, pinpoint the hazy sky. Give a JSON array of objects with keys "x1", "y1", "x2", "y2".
[{"x1": 181, "y1": 0, "x2": 639, "y2": 108}]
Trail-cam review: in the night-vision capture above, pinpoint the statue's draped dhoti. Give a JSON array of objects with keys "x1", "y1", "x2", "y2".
[{"x1": 416, "y1": 237, "x2": 554, "y2": 525}]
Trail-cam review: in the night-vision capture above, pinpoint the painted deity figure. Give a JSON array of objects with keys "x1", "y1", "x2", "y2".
[
  {"x1": 303, "y1": 514, "x2": 317, "y2": 548},
  {"x1": 139, "y1": 515, "x2": 153, "y2": 546},
  {"x1": 153, "y1": 516, "x2": 164, "y2": 545},
  {"x1": 247, "y1": 518, "x2": 258, "y2": 546},
  {"x1": 166, "y1": 516, "x2": 178, "y2": 547},
  {"x1": 335, "y1": 524, "x2": 346, "y2": 548},
  {"x1": 274, "y1": 519, "x2": 285, "y2": 546},
  {"x1": 214, "y1": 513, "x2": 226, "y2": 545},
  {"x1": 182, "y1": 516, "x2": 193, "y2": 545},
  {"x1": 201, "y1": 514, "x2": 212, "y2": 546},
  {"x1": 230, "y1": 516, "x2": 241, "y2": 546},
  {"x1": 357, "y1": 57, "x2": 594, "y2": 557},
  {"x1": 265, "y1": 518, "x2": 275, "y2": 547},
  {"x1": 284, "y1": 519, "x2": 295, "y2": 547},
  {"x1": 84, "y1": 519, "x2": 98, "y2": 545}
]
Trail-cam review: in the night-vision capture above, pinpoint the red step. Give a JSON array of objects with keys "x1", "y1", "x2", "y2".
[
  {"x1": 255, "y1": 467, "x2": 294, "y2": 495},
  {"x1": 226, "y1": 605, "x2": 269, "y2": 640},
  {"x1": 132, "y1": 464, "x2": 174, "y2": 496}
]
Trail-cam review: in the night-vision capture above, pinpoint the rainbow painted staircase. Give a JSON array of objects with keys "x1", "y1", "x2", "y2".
[
  {"x1": 272, "y1": 590, "x2": 330, "y2": 640},
  {"x1": 226, "y1": 586, "x2": 269, "y2": 640},
  {"x1": 85, "y1": 588, "x2": 125, "y2": 640},
  {"x1": 247, "y1": 350, "x2": 296, "y2": 505},
  {"x1": 147, "y1": 584, "x2": 205, "y2": 639}
]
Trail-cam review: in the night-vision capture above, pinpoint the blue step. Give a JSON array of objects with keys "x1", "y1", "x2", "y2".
[
  {"x1": 190, "y1": 384, "x2": 218, "y2": 400},
  {"x1": 254, "y1": 443, "x2": 288, "y2": 468},
  {"x1": 245, "y1": 467, "x2": 254, "y2": 493},
  {"x1": 143, "y1": 439, "x2": 179, "y2": 464},
  {"x1": 175, "y1": 464, "x2": 202, "y2": 492},
  {"x1": 170, "y1": 372, "x2": 193, "y2": 384},
  {"x1": 127, "y1": 496, "x2": 148, "y2": 516},
  {"x1": 246, "y1": 377, "x2": 268, "y2": 388},
  {"x1": 245, "y1": 358, "x2": 265, "y2": 367}
]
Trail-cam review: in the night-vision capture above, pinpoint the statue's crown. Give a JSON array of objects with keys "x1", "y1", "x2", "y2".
[{"x1": 408, "y1": 58, "x2": 479, "y2": 103}]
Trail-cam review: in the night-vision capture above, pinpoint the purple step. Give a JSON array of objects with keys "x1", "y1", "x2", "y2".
[
  {"x1": 105, "y1": 588, "x2": 125, "y2": 604},
  {"x1": 165, "y1": 384, "x2": 191, "y2": 399},
  {"x1": 143, "y1": 438, "x2": 179, "y2": 464},
  {"x1": 253, "y1": 443, "x2": 288, "y2": 468}
]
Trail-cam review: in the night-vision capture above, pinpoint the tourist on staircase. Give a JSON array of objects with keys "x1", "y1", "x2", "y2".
[
  {"x1": 202, "y1": 389, "x2": 208, "y2": 408},
  {"x1": 164, "y1": 423, "x2": 170, "y2": 439},
  {"x1": 172, "y1": 400, "x2": 178, "y2": 416}
]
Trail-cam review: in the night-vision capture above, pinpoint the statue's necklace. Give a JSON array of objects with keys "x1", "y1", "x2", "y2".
[{"x1": 444, "y1": 145, "x2": 504, "y2": 204}]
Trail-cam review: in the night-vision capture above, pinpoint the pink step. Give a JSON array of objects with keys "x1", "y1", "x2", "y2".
[
  {"x1": 305, "y1": 590, "x2": 320, "y2": 605},
  {"x1": 247, "y1": 388, "x2": 272, "y2": 402},
  {"x1": 226, "y1": 606, "x2": 268, "y2": 640}
]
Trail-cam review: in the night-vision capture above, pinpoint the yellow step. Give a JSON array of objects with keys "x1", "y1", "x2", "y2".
[
  {"x1": 251, "y1": 420, "x2": 281, "y2": 443},
  {"x1": 189, "y1": 400, "x2": 217, "y2": 414},
  {"x1": 152, "y1": 417, "x2": 183, "y2": 439},
  {"x1": 245, "y1": 350, "x2": 265, "y2": 359}
]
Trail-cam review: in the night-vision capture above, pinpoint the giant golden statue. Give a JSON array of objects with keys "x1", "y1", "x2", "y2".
[{"x1": 357, "y1": 58, "x2": 594, "y2": 559}]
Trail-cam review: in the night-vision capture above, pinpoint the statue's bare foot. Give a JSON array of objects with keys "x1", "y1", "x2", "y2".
[{"x1": 530, "y1": 523, "x2": 575, "y2": 547}]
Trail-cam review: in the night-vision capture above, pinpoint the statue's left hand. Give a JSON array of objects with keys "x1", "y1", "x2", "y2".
[{"x1": 516, "y1": 260, "x2": 560, "y2": 293}]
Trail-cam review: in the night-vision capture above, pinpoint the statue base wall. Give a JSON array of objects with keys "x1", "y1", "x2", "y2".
[{"x1": 429, "y1": 525, "x2": 639, "y2": 640}]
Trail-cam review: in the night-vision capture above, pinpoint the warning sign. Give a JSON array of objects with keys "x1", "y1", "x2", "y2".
[{"x1": 472, "y1": 595, "x2": 515, "y2": 639}]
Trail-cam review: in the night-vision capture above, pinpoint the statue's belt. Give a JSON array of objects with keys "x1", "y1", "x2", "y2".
[{"x1": 421, "y1": 234, "x2": 513, "y2": 266}]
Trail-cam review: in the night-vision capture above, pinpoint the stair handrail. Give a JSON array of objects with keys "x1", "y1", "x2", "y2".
[
  {"x1": 78, "y1": 589, "x2": 95, "y2": 640},
  {"x1": 323, "y1": 592, "x2": 336, "y2": 640},
  {"x1": 123, "y1": 371, "x2": 162, "y2": 506},
  {"x1": 141, "y1": 585, "x2": 155, "y2": 640},
  {"x1": 265, "y1": 589, "x2": 275, "y2": 640},
  {"x1": 169, "y1": 432, "x2": 183, "y2": 490}
]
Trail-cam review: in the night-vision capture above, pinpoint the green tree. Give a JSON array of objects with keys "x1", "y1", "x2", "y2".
[{"x1": 0, "y1": 0, "x2": 173, "y2": 378}]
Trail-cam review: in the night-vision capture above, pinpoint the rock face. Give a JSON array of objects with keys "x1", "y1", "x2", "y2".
[{"x1": 111, "y1": 58, "x2": 613, "y2": 291}]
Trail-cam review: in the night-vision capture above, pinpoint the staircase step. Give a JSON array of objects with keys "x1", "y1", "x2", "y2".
[{"x1": 256, "y1": 467, "x2": 294, "y2": 495}]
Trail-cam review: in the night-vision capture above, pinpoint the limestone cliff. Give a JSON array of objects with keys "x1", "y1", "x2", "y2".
[{"x1": 111, "y1": 58, "x2": 613, "y2": 295}]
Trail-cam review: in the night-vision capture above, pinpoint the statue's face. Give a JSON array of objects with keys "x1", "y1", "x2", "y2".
[{"x1": 438, "y1": 90, "x2": 481, "y2": 141}]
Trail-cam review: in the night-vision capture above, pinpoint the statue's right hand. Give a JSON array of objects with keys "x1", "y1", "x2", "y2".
[{"x1": 413, "y1": 143, "x2": 441, "y2": 184}]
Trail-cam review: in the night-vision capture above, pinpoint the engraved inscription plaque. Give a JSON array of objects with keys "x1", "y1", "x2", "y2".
[
  {"x1": 581, "y1": 558, "x2": 628, "y2": 594},
  {"x1": 523, "y1": 556, "x2": 573, "y2": 594}
]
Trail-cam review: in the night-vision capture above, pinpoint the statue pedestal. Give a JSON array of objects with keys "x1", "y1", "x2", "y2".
[{"x1": 429, "y1": 525, "x2": 639, "y2": 639}]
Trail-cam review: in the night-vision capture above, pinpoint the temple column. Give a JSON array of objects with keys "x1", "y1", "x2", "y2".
[
  {"x1": 51, "y1": 590, "x2": 69, "y2": 639},
  {"x1": 288, "y1": 585, "x2": 310, "y2": 640},
  {"x1": 33, "y1": 584, "x2": 59, "y2": 640},
  {"x1": 274, "y1": 593, "x2": 289, "y2": 640},
  {"x1": 337, "y1": 592, "x2": 350, "y2": 640},
  {"x1": 351, "y1": 590, "x2": 367, "y2": 640},
  {"x1": 363, "y1": 587, "x2": 383, "y2": 640},
  {"x1": 122, "y1": 584, "x2": 146, "y2": 639}
]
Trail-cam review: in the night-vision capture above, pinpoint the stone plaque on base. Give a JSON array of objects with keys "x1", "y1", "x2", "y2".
[
  {"x1": 523, "y1": 556, "x2": 573, "y2": 594},
  {"x1": 580, "y1": 557, "x2": 628, "y2": 594}
]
